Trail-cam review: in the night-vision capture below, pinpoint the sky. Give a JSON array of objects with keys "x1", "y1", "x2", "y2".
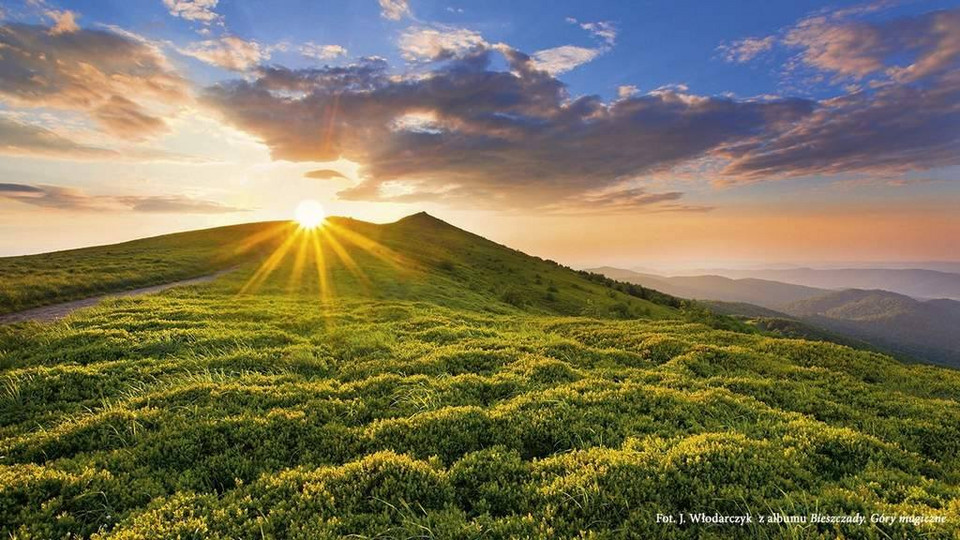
[{"x1": 0, "y1": 0, "x2": 958, "y2": 270}]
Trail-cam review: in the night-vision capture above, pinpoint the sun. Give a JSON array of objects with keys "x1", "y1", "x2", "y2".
[{"x1": 294, "y1": 199, "x2": 326, "y2": 229}]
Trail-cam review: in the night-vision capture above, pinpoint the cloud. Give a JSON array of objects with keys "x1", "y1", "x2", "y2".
[
  {"x1": 179, "y1": 36, "x2": 269, "y2": 71},
  {"x1": 0, "y1": 182, "x2": 248, "y2": 213},
  {"x1": 398, "y1": 26, "x2": 486, "y2": 61},
  {"x1": 300, "y1": 42, "x2": 348, "y2": 61},
  {"x1": 532, "y1": 45, "x2": 602, "y2": 74},
  {"x1": 0, "y1": 117, "x2": 119, "y2": 159},
  {"x1": 204, "y1": 47, "x2": 813, "y2": 209},
  {"x1": 726, "y1": 6, "x2": 960, "y2": 84},
  {"x1": 530, "y1": 18, "x2": 617, "y2": 75},
  {"x1": 92, "y1": 96, "x2": 169, "y2": 140},
  {"x1": 706, "y1": 7, "x2": 960, "y2": 183},
  {"x1": 200, "y1": 8, "x2": 959, "y2": 208},
  {"x1": 718, "y1": 73, "x2": 960, "y2": 182},
  {"x1": 543, "y1": 187, "x2": 714, "y2": 215},
  {"x1": 711, "y1": 8, "x2": 960, "y2": 182},
  {"x1": 379, "y1": 0, "x2": 411, "y2": 21},
  {"x1": 163, "y1": 0, "x2": 219, "y2": 23},
  {"x1": 617, "y1": 85, "x2": 638, "y2": 99},
  {"x1": 718, "y1": 36, "x2": 775, "y2": 63},
  {"x1": 783, "y1": 16, "x2": 894, "y2": 78},
  {"x1": 0, "y1": 183, "x2": 43, "y2": 193},
  {"x1": 45, "y1": 9, "x2": 79, "y2": 34},
  {"x1": 0, "y1": 23, "x2": 188, "y2": 139},
  {"x1": 567, "y1": 18, "x2": 617, "y2": 46},
  {"x1": 304, "y1": 169, "x2": 348, "y2": 180},
  {"x1": 0, "y1": 183, "x2": 96, "y2": 210},
  {"x1": 114, "y1": 195, "x2": 248, "y2": 213},
  {"x1": 0, "y1": 115, "x2": 212, "y2": 162}
]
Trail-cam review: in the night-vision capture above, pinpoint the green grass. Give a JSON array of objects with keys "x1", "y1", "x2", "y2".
[
  {"x1": 1, "y1": 214, "x2": 958, "y2": 538},
  {"x1": 0, "y1": 223, "x2": 281, "y2": 315}
]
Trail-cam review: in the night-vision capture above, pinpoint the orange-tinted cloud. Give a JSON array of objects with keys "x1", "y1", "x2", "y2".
[
  {"x1": 178, "y1": 36, "x2": 270, "y2": 71},
  {"x1": 0, "y1": 117, "x2": 119, "y2": 159},
  {"x1": 304, "y1": 169, "x2": 348, "y2": 180},
  {"x1": 0, "y1": 182, "x2": 248, "y2": 213},
  {"x1": 0, "y1": 23, "x2": 189, "y2": 138}
]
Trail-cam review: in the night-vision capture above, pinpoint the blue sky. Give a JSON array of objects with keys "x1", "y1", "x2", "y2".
[
  {"x1": 0, "y1": 0, "x2": 958, "y2": 267},
  {"x1": 40, "y1": 0, "x2": 955, "y2": 98}
]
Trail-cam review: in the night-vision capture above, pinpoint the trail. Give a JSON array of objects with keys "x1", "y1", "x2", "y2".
[{"x1": 0, "y1": 271, "x2": 232, "y2": 324}]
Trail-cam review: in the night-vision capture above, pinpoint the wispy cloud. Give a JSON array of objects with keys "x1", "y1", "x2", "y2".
[
  {"x1": 45, "y1": 9, "x2": 79, "y2": 34},
  {"x1": 304, "y1": 169, "x2": 349, "y2": 180},
  {"x1": 529, "y1": 17, "x2": 618, "y2": 75},
  {"x1": 532, "y1": 45, "x2": 602, "y2": 74},
  {"x1": 717, "y1": 36, "x2": 775, "y2": 63},
  {"x1": 300, "y1": 42, "x2": 348, "y2": 61},
  {"x1": 0, "y1": 182, "x2": 248, "y2": 213},
  {"x1": 398, "y1": 26, "x2": 486, "y2": 61},
  {"x1": 544, "y1": 187, "x2": 714, "y2": 215},
  {"x1": 566, "y1": 18, "x2": 617, "y2": 46},
  {"x1": 379, "y1": 0, "x2": 411, "y2": 21},
  {"x1": 163, "y1": 0, "x2": 220, "y2": 24},
  {"x1": 178, "y1": 36, "x2": 271, "y2": 71},
  {"x1": 713, "y1": 7, "x2": 960, "y2": 183},
  {"x1": 0, "y1": 117, "x2": 119, "y2": 159},
  {"x1": 720, "y1": 5, "x2": 960, "y2": 84}
]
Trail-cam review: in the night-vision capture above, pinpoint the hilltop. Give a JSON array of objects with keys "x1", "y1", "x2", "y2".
[{"x1": 1, "y1": 214, "x2": 959, "y2": 538}]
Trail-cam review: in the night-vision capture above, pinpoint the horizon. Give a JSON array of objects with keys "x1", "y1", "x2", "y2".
[
  {"x1": 1, "y1": 0, "x2": 959, "y2": 265},
  {"x1": 4, "y1": 211, "x2": 960, "y2": 276}
]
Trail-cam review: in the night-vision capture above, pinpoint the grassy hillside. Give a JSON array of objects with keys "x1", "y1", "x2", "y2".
[
  {"x1": 1, "y1": 215, "x2": 959, "y2": 538},
  {"x1": 0, "y1": 223, "x2": 281, "y2": 315}
]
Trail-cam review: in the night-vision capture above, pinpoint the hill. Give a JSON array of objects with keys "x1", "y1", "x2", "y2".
[
  {"x1": 0, "y1": 223, "x2": 278, "y2": 315},
  {"x1": 698, "y1": 267, "x2": 960, "y2": 300},
  {"x1": 588, "y1": 267, "x2": 827, "y2": 309},
  {"x1": 781, "y1": 289, "x2": 960, "y2": 367},
  {"x1": 705, "y1": 301, "x2": 895, "y2": 355},
  {"x1": 1, "y1": 214, "x2": 959, "y2": 538}
]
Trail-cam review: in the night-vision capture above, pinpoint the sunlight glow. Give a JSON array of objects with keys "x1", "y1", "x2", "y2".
[
  {"x1": 294, "y1": 200, "x2": 326, "y2": 229},
  {"x1": 236, "y1": 214, "x2": 420, "y2": 312}
]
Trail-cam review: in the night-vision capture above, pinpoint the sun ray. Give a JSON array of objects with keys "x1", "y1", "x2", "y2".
[
  {"x1": 239, "y1": 227, "x2": 303, "y2": 295},
  {"x1": 232, "y1": 222, "x2": 292, "y2": 256},
  {"x1": 287, "y1": 228, "x2": 311, "y2": 292},
  {"x1": 323, "y1": 221, "x2": 418, "y2": 275},
  {"x1": 319, "y1": 225, "x2": 371, "y2": 292}
]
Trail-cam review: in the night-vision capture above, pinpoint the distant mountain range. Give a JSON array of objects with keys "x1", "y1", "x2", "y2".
[
  {"x1": 590, "y1": 267, "x2": 960, "y2": 368},
  {"x1": 590, "y1": 267, "x2": 828, "y2": 309},
  {"x1": 665, "y1": 267, "x2": 960, "y2": 300}
]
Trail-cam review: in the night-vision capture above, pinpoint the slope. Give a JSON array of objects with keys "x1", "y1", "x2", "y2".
[
  {"x1": 0, "y1": 223, "x2": 279, "y2": 315},
  {"x1": 1, "y1": 214, "x2": 959, "y2": 539}
]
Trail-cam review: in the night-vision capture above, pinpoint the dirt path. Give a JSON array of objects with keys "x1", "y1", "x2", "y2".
[{"x1": 0, "y1": 271, "x2": 232, "y2": 324}]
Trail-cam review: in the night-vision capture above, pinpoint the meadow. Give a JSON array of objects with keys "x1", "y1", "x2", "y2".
[{"x1": 1, "y1": 214, "x2": 958, "y2": 538}]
